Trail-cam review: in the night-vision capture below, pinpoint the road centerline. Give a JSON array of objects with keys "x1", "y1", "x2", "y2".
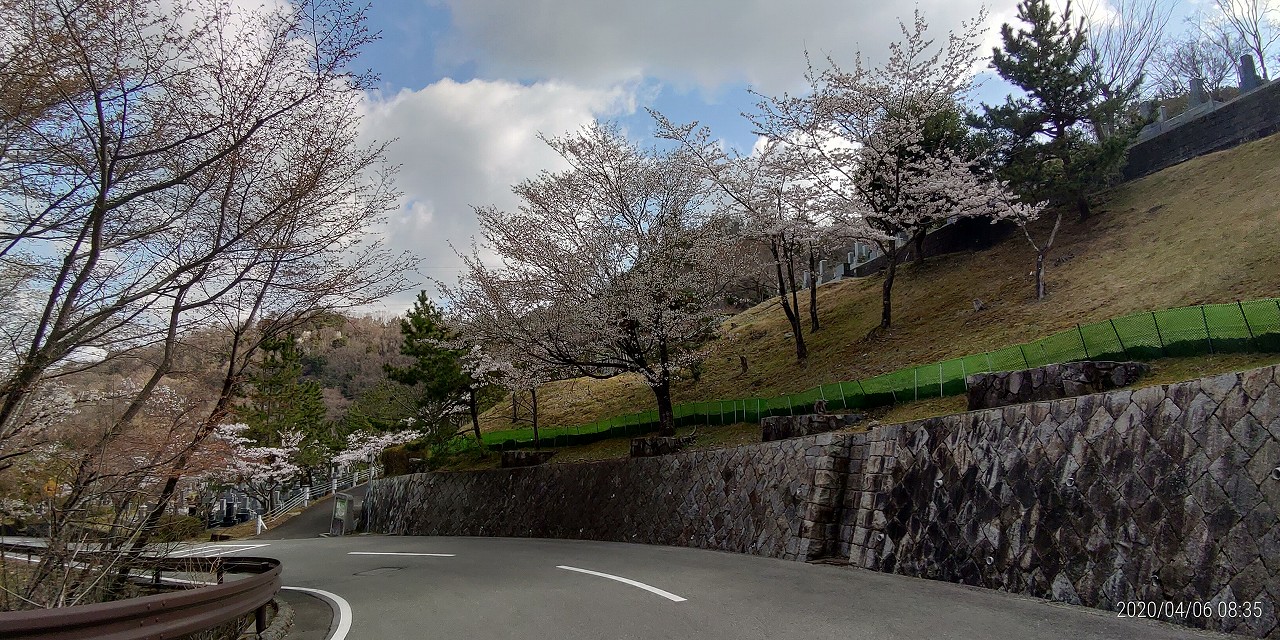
[
  {"x1": 347, "y1": 551, "x2": 456, "y2": 557},
  {"x1": 556, "y1": 565, "x2": 687, "y2": 602}
]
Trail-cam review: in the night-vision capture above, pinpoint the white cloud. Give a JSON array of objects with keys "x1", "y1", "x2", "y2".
[
  {"x1": 357, "y1": 78, "x2": 638, "y2": 313},
  {"x1": 429, "y1": 0, "x2": 1019, "y2": 94}
]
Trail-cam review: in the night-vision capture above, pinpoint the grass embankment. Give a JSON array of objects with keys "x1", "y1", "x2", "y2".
[
  {"x1": 477, "y1": 130, "x2": 1280, "y2": 439},
  {"x1": 433, "y1": 352, "x2": 1280, "y2": 471}
]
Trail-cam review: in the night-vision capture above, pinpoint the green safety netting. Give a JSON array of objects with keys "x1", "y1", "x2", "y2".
[{"x1": 484, "y1": 298, "x2": 1280, "y2": 450}]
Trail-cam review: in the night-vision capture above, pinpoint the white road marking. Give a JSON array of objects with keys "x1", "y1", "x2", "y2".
[
  {"x1": 347, "y1": 551, "x2": 455, "y2": 557},
  {"x1": 173, "y1": 543, "x2": 270, "y2": 558},
  {"x1": 283, "y1": 586, "x2": 353, "y2": 640},
  {"x1": 556, "y1": 565, "x2": 687, "y2": 602}
]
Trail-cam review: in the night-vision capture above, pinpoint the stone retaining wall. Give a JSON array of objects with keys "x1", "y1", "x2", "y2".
[
  {"x1": 365, "y1": 434, "x2": 847, "y2": 560},
  {"x1": 365, "y1": 365, "x2": 1280, "y2": 638},
  {"x1": 966, "y1": 361, "x2": 1149, "y2": 410},
  {"x1": 761, "y1": 413, "x2": 862, "y2": 442}
]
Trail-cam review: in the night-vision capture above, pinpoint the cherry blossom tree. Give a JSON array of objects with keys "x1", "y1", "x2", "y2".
[
  {"x1": 653, "y1": 113, "x2": 824, "y2": 361},
  {"x1": 751, "y1": 9, "x2": 989, "y2": 331},
  {"x1": 985, "y1": 189, "x2": 1054, "y2": 299},
  {"x1": 442, "y1": 123, "x2": 743, "y2": 437},
  {"x1": 211, "y1": 422, "x2": 302, "y2": 513}
]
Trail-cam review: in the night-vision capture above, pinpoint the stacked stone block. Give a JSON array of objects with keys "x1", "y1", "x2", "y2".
[
  {"x1": 966, "y1": 361, "x2": 1149, "y2": 410},
  {"x1": 857, "y1": 367, "x2": 1280, "y2": 638},
  {"x1": 365, "y1": 434, "x2": 834, "y2": 559}
]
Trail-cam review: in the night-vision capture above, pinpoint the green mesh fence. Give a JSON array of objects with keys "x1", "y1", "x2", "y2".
[{"x1": 485, "y1": 298, "x2": 1280, "y2": 450}]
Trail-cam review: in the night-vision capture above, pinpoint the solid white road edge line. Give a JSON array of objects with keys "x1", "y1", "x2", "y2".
[
  {"x1": 282, "y1": 586, "x2": 353, "y2": 640},
  {"x1": 555, "y1": 565, "x2": 687, "y2": 602},
  {"x1": 346, "y1": 551, "x2": 455, "y2": 557}
]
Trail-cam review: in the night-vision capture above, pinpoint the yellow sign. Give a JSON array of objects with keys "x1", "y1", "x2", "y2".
[{"x1": 43, "y1": 479, "x2": 57, "y2": 497}]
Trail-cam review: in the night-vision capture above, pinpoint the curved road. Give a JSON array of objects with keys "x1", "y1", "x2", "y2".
[{"x1": 211, "y1": 532, "x2": 1235, "y2": 640}]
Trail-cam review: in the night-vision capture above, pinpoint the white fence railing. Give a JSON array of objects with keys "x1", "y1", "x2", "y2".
[{"x1": 261, "y1": 466, "x2": 379, "y2": 523}]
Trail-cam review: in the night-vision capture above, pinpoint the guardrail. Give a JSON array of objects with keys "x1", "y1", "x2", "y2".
[{"x1": 0, "y1": 544, "x2": 281, "y2": 640}]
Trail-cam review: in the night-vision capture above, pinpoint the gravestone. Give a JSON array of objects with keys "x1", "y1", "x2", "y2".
[
  {"x1": 1239, "y1": 54, "x2": 1263, "y2": 92},
  {"x1": 1189, "y1": 77, "x2": 1207, "y2": 106}
]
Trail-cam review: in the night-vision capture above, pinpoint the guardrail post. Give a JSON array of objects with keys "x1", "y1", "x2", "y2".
[
  {"x1": 255, "y1": 604, "x2": 268, "y2": 633},
  {"x1": 302, "y1": 486, "x2": 310, "y2": 507}
]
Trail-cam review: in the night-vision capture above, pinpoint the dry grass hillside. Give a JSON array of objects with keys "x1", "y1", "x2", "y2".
[{"x1": 479, "y1": 131, "x2": 1280, "y2": 433}]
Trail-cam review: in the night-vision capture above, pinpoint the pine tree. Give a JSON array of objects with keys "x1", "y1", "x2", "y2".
[
  {"x1": 384, "y1": 292, "x2": 484, "y2": 443},
  {"x1": 974, "y1": 0, "x2": 1131, "y2": 221},
  {"x1": 237, "y1": 335, "x2": 331, "y2": 480}
]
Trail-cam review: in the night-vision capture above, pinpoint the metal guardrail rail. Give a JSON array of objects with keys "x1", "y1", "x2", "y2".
[{"x1": 0, "y1": 544, "x2": 282, "y2": 640}]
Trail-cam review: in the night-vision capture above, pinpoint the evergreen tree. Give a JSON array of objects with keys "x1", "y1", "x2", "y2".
[
  {"x1": 973, "y1": 0, "x2": 1131, "y2": 221},
  {"x1": 384, "y1": 291, "x2": 484, "y2": 443},
  {"x1": 237, "y1": 335, "x2": 332, "y2": 480}
]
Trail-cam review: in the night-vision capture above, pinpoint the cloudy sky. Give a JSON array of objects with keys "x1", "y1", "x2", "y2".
[{"x1": 351, "y1": 0, "x2": 1194, "y2": 314}]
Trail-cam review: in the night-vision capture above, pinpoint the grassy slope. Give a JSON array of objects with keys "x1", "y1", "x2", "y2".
[{"x1": 479, "y1": 131, "x2": 1280, "y2": 435}]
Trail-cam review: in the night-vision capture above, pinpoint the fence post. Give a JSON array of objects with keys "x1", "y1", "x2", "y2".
[
  {"x1": 787, "y1": 396, "x2": 794, "y2": 416},
  {"x1": 1109, "y1": 319, "x2": 1129, "y2": 358},
  {"x1": 984, "y1": 352, "x2": 994, "y2": 372},
  {"x1": 1239, "y1": 300, "x2": 1257, "y2": 347},
  {"x1": 960, "y1": 359, "x2": 968, "y2": 389},
  {"x1": 1076, "y1": 324, "x2": 1090, "y2": 359},
  {"x1": 1152, "y1": 312, "x2": 1167, "y2": 355},
  {"x1": 838, "y1": 383, "x2": 847, "y2": 407},
  {"x1": 914, "y1": 368, "x2": 919, "y2": 401},
  {"x1": 1201, "y1": 305, "x2": 1214, "y2": 353},
  {"x1": 939, "y1": 363, "x2": 944, "y2": 397},
  {"x1": 1018, "y1": 345, "x2": 1030, "y2": 368}
]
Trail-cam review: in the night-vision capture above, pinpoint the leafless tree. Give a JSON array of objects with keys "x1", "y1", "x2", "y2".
[
  {"x1": 1152, "y1": 28, "x2": 1242, "y2": 99},
  {"x1": 1079, "y1": 0, "x2": 1174, "y2": 109},
  {"x1": 1213, "y1": 0, "x2": 1279, "y2": 80},
  {"x1": 0, "y1": 0, "x2": 414, "y2": 605}
]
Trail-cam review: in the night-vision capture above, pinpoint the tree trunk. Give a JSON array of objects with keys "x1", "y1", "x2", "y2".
[
  {"x1": 652, "y1": 376, "x2": 676, "y2": 437},
  {"x1": 1035, "y1": 250, "x2": 1047, "y2": 299},
  {"x1": 468, "y1": 388, "x2": 482, "y2": 444},
  {"x1": 771, "y1": 238, "x2": 806, "y2": 361},
  {"x1": 531, "y1": 388, "x2": 540, "y2": 450},
  {"x1": 880, "y1": 252, "x2": 898, "y2": 330},
  {"x1": 808, "y1": 244, "x2": 819, "y2": 333},
  {"x1": 913, "y1": 228, "x2": 926, "y2": 266}
]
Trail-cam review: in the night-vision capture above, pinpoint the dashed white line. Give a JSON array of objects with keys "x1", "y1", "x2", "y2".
[
  {"x1": 347, "y1": 551, "x2": 455, "y2": 557},
  {"x1": 282, "y1": 586, "x2": 353, "y2": 640},
  {"x1": 556, "y1": 565, "x2": 687, "y2": 602}
]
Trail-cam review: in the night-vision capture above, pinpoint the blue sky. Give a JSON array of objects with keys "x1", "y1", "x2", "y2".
[{"x1": 349, "y1": 0, "x2": 1208, "y2": 314}]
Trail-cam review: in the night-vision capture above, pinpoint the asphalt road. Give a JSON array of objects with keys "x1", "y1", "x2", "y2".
[
  {"x1": 210, "y1": 535, "x2": 1238, "y2": 640},
  {"x1": 255, "y1": 483, "x2": 369, "y2": 540}
]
